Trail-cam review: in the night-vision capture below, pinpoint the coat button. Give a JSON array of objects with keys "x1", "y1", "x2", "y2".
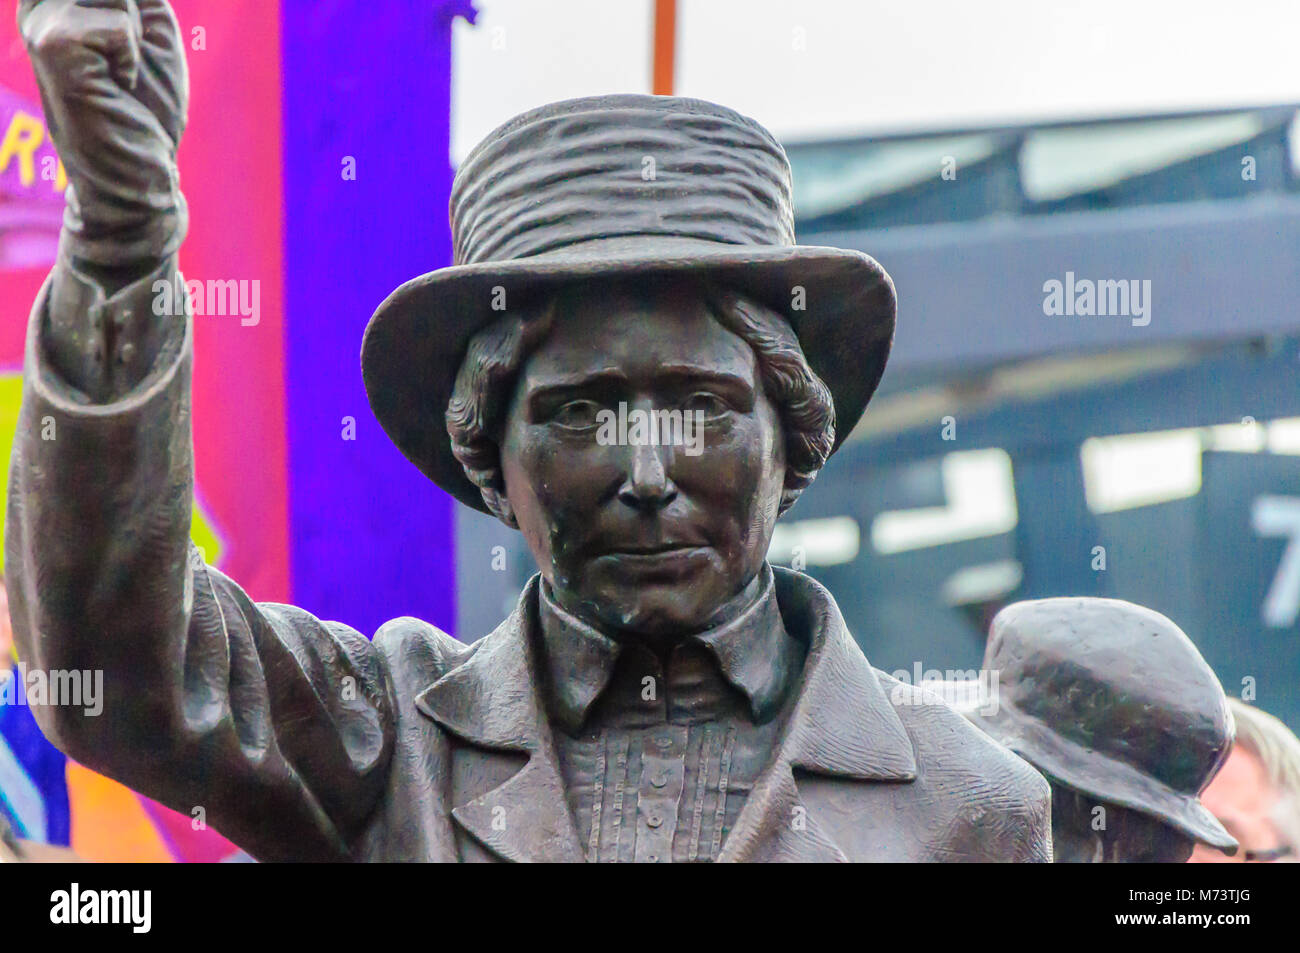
[
  {"x1": 650, "y1": 771, "x2": 669, "y2": 788},
  {"x1": 647, "y1": 814, "x2": 663, "y2": 829}
]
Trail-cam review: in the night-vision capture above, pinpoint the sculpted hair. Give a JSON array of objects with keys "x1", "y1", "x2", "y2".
[
  {"x1": 445, "y1": 280, "x2": 836, "y2": 525},
  {"x1": 705, "y1": 290, "x2": 836, "y2": 511},
  {"x1": 445, "y1": 297, "x2": 557, "y2": 525}
]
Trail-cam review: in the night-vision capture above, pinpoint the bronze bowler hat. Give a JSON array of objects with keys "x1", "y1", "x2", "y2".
[
  {"x1": 361, "y1": 94, "x2": 897, "y2": 514},
  {"x1": 967, "y1": 597, "x2": 1237, "y2": 852}
]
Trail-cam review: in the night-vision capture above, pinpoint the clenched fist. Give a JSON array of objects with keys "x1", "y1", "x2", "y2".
[{"x1": 18, "y1": 0, "x2": 189, "y2": 266}]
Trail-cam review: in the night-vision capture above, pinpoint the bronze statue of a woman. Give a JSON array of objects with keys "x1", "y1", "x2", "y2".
[{"x1": 6, "y1": 0, "x2": 1050, "y2": 861}]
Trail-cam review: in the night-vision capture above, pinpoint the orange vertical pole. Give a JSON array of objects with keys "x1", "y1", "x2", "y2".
[{"x1": 652, "y1": 0, "x2": 677, "y2": 95}]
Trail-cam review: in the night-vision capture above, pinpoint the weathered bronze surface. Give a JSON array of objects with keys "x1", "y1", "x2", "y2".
[
  {"x1": 957, "y1": 598, "x2": 1238, "y2": 862},
  {"x1": 6, "y1": 0, "x2": 1051, "y2": 861}
]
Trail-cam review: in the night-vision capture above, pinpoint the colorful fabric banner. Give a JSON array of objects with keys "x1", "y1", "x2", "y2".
[
  {"x1": 0, "y1": 0, "x2": 466, "y2": 860},
  {"x1": 280, "y1": 0, "x2": 467, "y2": 637}
]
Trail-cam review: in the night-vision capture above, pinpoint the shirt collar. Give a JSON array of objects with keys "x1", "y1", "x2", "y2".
[{"x1": 536, "y1": 563, "x2": 800, "y2": 733}]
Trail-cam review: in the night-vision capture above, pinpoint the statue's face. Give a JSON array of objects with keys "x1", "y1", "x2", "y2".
[{"x1": 499, "y1": 282, "x2": 786, "y2": 636}]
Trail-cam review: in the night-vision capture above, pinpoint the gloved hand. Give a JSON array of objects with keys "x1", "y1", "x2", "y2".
[{"x1": 18, "y1": 0, "x2": 189, "y2": 266}]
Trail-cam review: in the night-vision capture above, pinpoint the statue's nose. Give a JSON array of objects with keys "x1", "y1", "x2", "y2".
[{"x1": 617, "y1": 440, "x2": 678, "y2": 512}]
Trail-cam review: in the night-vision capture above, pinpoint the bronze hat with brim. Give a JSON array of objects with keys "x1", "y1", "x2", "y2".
[
  {"x1": 953, "y1": 597, "x2": 1238, "y2": 854},
  {"x1": 361, "y1": 94, "x2": 897, "y2": 514}
]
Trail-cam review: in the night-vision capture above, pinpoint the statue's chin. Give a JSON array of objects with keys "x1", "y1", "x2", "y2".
[
  {"x1": 600, "y1": 598, "x2": 718, "y2": 639},
  {"x1": 558, "y1": 565, "x2": 763, "y2": 641}
]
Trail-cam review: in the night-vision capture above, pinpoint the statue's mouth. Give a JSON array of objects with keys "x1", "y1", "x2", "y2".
[
  {"x1": 597, "y1": 544, "x2": 711, "y2": 571},
  {"x1": 606, "y1": 542, "x2": 700, "y2": 556}
]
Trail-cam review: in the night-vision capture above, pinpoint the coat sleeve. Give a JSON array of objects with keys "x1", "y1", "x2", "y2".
[{"x1": 4, "y1": 259, "x2": 396, "y2": 862}]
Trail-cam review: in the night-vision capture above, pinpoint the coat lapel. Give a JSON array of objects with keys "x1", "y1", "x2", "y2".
[
  {"x1": 717, "y1": 567, "x2": 918, "y2": 863},
  {"x1": 414, "y1": 577, "x2": 586, "y2": 863},
  {"x1": 415, "y1": 568, "x2": 917, "y2": 863}
]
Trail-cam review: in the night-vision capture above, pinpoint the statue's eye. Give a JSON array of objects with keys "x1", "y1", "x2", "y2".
[
  {"x1": 682, "y1": 392, "x2": 730, "y2": 419},
  {"x1": 552, "y1": 400, "x2": 603, "y2": 429}
]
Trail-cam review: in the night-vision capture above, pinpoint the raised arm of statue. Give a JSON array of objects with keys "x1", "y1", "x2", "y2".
[
  {"x1": 21, "y1": 0, "x2": 189, "y2": 399},
  {"x1": 4, "y1": 0, "x2": 396, "y2": 861}
]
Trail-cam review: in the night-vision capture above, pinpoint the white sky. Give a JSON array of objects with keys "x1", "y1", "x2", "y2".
[{"x1": 452, "y1": 0, "x2": 1300, "y2": 160}]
